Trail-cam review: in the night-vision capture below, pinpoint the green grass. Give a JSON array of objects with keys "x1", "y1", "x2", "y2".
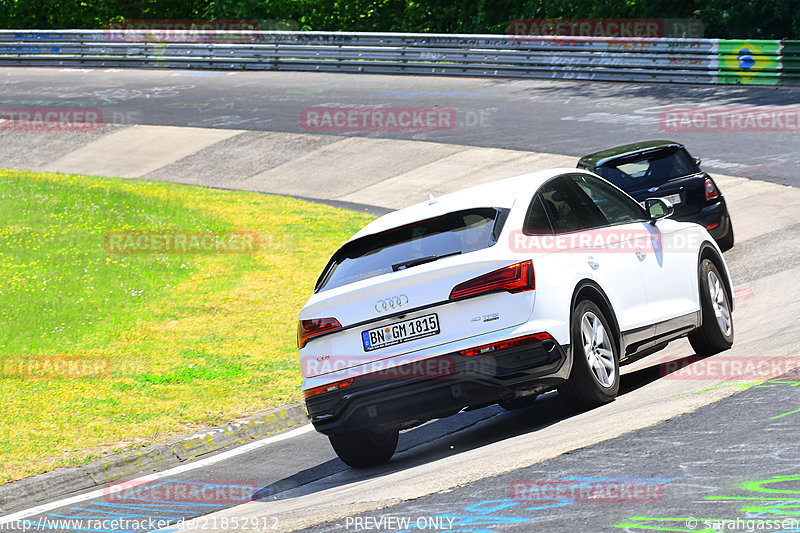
[{"x1": 0, "y1": 169, "x2": 375, "y2": 484}]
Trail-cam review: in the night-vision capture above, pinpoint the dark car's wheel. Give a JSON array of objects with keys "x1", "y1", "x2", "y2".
[
  {"x1": 717, "y1": 225, "x2": 734, "y2": 252},
  {"x1": 558, "y1": 300, "x2": 620, "y2": 409},
  {"x1": 688, "y1": 259, "x2": 734, "y2": 356},
  {"x1": 329, "y1": 427, "x2": 399, "y2": 468}
]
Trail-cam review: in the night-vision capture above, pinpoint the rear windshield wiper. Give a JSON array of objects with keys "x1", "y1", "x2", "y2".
[{"x1": 392, "y1": 250, "x2": 461, "y2": 272}]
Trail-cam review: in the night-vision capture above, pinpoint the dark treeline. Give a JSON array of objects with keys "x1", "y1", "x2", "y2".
[{"x1": 0, "y1": 0, "x2": 798, "y2": 39}]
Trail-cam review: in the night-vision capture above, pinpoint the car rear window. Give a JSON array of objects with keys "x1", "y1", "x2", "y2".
[
  {"x1": 596, "y1": 148, "x2": 700, "y2": 190},
  {"x1": 315, "y1": 208, "x2": 506, "y2": 292}
]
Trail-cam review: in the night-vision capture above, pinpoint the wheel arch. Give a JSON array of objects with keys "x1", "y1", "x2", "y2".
[
  {"x1": 697, "y1": 241, "x2": 734, "y2": 312},
  {"x1": 570, "y1": 280, "x2": 622, "y2": 355}
]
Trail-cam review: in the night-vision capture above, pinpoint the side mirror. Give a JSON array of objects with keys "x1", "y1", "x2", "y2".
[
  {"x1": 694, "y1": 157, "x2": 702, "y2": 166},
  {"x1": 646, "y1": 197, "x2": 674, "y2": 224}
]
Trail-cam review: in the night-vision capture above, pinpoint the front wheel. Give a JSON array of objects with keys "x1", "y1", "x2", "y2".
[
  {"x1": 688, "y1": 259, "x2": 734, "y2": 356},
  {"x1": 558, "y1": 300, "x2": 620, "y2": 409},
  {"x1": 329, "y1": 427, "x2": 399, "y2": 468}
]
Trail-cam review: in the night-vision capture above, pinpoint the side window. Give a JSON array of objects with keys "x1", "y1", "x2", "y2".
[
  {"x1": 523, "y1": 194, "x2": 553, "y2": 235},
  {"x1": 538, "y1": 176, "x2": 608, "y2": 232},
  {"x1": 570, "y1": 174, "x2": 647, "y2": 225}
]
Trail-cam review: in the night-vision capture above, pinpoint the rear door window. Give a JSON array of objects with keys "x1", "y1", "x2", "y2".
[
  {"x1": 537, "y1": 176, "x2": 608, "y2": 232},
  {"x1": 570, "y1": 174, "x2": 648, "y2": 225}
]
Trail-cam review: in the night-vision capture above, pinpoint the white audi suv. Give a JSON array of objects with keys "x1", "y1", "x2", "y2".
[{"x1": 297, "y1": 168, "x2": 734, "y2": 467}]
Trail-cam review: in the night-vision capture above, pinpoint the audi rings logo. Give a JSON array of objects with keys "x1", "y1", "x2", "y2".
[{"x1": 375, "y1": 295, "x2": 409, "y2": 313}]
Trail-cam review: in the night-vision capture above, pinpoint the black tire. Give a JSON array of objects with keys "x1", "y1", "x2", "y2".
[
  {"x1": 717, "y1": 225, "x2": 734, "y2": 252},
  {"x1": 558, "y1": 300, "x2": 620, "y2": 409},
  {"x1": 498, "y1": 395, "x2": 538, "y2": 411},
  {"x1": 688, "y1": 259, "x2": 734, "y2": 356},
  {"x1": 328, "y1": 427, "x2": 399, "y2": 468}
]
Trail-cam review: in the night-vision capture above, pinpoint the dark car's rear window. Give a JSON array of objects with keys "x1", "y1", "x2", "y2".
[
  {"x1": 596, "y1": 148, "x2": 700, "y2": 190},
  {"x1": 315, "y1": 208, "x2": 507, "y2": 292}
]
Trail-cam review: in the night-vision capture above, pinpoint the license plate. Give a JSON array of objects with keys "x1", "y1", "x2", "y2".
[
  {"x1": 664, "y1": 193, "x2": 682, "y2": 206},
  {"x1": 362, "y1": 313, "x2": 440, "y2": 352}
]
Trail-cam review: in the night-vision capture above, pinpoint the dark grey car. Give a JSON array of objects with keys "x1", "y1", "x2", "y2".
[{"x1": 578, "y1": 140, "x2": 734, "y2": 251}]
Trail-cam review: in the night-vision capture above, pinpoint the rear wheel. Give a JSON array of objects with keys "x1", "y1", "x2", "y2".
[
  {"x1": 688, "y1": 259, "x2": 734, "y2": 356},
  {"x1": 329, "y1": 427, "x2": 399, "y2": 468},
  {"x1": 558, "y1": 300, "x2": 620, "y2": 409}
]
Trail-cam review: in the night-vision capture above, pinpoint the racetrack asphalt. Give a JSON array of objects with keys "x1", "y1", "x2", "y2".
[{"x1": 1, "y1": 68, "x2": 799, "y2": 533}]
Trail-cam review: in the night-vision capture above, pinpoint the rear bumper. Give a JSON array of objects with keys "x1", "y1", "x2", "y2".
[
  {"x1": 305, "y1": 336, "x2": 569, "y2": 435},
  {"x1": 676, "y1": 197, "x2": 731, "y2": 242}
]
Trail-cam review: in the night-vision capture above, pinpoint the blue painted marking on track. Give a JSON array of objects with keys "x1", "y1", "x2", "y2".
[
  {"x1": 391, "y1": 476, "x2": 679, "y2": 533},
  {"x1": 87, "y1": 501, "x2": 200, "y2": 513},
  {"x1": 36, "y1": 478, "x2": 261, "y2": 532},
  {"x1": 54, "y1": 507, "x2": 173, "y2": 519},
  {"x1": 437, "y1": 514, "x2": 530, "y2": 526},
  {"x1": 561, "y1": 476, "x2": 674, "y2": 483},
  {"x1": 118, "y1": 479, "x2": 257, "y2": 503},
  {"x1": 48, "y1": 512, "x2": 140, "y2": 520},
  {"x1": 524, "y1": 497, "x2": 574, "y2": 511},
  {"x1": 100, "y1": 498, "x2": 216, "y2": 507}
]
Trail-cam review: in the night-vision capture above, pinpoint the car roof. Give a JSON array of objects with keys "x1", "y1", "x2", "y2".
[
  {"x1": 578, "y1": 140, "x2": 684, "y2": 169},
  {"x1": 348, "y1": 167, "x2": 589, "y2": 242}
]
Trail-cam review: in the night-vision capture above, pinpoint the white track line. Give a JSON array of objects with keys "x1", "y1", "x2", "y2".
[{"x1": 0, "y1": 424, "x2": 314, "y2": 524}]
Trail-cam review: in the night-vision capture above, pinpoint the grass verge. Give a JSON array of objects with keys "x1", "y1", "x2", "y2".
[{"x1": 0, "y1": 169, "x2": 374, "y2": 484}]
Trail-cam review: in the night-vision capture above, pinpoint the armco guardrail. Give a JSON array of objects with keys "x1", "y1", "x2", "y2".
[{"x1": 0, "y1": 30, "x2": 797, "y2": 85}]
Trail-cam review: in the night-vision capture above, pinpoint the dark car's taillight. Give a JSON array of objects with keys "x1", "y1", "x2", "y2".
[
  {"x1": 449, "y1": 260, "x2": 534, "y2": 300},
  {"x1": 705, "y1": 178, "x2": 720, "y2": 201},
  {"x1": 297, "y1": 317, "x2": 342, "y2": 349}
]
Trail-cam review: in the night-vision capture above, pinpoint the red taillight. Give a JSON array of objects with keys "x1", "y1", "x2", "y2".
[
  {"x1": 706, "y1": 222, "x2": 719, "y2": 230},
  {"x1": 459, "y1": 332, "x2": 552, "y2": 357},
  {"x1": 449, "y1": 260, "x2": 534, "y2": 300},
  {"x1": 304, "y1": 378, "x2": 353, "y2": 399},
  {"x1": 705, "y1": 178, "x2": 719, "y2": 201},
  {"x1": 297, "y1": 317, "x2": 342, "y2": 349}
]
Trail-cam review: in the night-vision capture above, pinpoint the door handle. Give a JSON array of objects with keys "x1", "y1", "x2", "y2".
[
  {"x1": 635, "y1": 248, "x2": 647, "y2": 261},
  {"x1": 587, "y1": 256, "x2": 599, "y2": 270}
]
